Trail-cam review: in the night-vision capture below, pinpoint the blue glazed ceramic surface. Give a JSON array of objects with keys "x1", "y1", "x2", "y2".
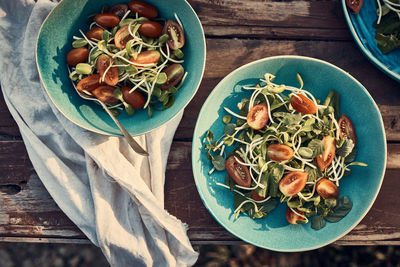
[
  {"x1": 342, "y1": 0, "x2": 400, "y2": 83},
  {"x1": 192, "y1": 56, "x2": 387, "y2": 251},
  {"x1": 36, "y1": 0, "x2": 205, "y2": 136}
]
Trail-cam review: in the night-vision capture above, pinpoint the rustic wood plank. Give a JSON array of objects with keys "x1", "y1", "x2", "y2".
[
  {"x1": 189, "y1": 0, "x2": 351, "y2": 40},
  {"x1": 0, "y1": 140, "x2": 399, "y2": 244}
]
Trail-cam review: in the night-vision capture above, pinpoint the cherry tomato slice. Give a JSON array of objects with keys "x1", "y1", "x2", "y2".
[
  {"x1": 286, "y1": 207, "x2": 306, "y2": 225},
  {"x1": 91, "y1": 85, "x2": 119, "y2": 104},
  {"x1": 109, "y1": 4, "x2": 128, "y2": 19},
  {"x1": 316, "y1": 178, "x2": 339, "y2": 199},
  {"x1": 66, "y1": 47, "x2": 89, "y2": 66},
  {"x1": 225, "y1": 155, "x2": 251, "y2": 188},
  {"x1": 161, "y1": 63, "x2": 184, "y2": 90},
  {"x1": 267, "y1": 144, "x2": 294, "y2": 161},
  {"x1": 316, "y1": 136, "x2": 336, "y2": 171},
  {"x1": 121, "y1": 86, "x2": 146, "y2": 109},
  {"x1": 251, "y1": 191, "x2": 265, "y2": 201},
  {"x1": 139, "y1": 21, "x2": 163, "y2": 38},
  {"x1": 346, "y1": 0, "x2": 363, "y2": 14},
  {"x1": 86, "y1": 27, "x2": 104, "y2": 41},
  {"x1": 290, "y1": 94, "x2": 317, "y2": 114},
  {"x1": 114, "y1": 25, "x2": 134, "y2": 49},
  {"x1": 338, "y1": 114, "x2": 357, "y2": 145},
  {"x1": 128, "y1": 1, "x2": 158, "y2": 19},
  {"x1": 130, "y1": 50, "x2": 160, "y2": 67},
  {"x1": 76, "y1": 74, "x2": 102, "y2": 92},
  {"x1": 162, "y1": 20, "x2": 185, "y2": 50},
  {"x1": 94, "y1": 13, "x2": 120, "y2": 28},
  {"x1": 96, "y1": 55, "x2": 118, "y2": 86},
  {"x1": 279, "y1": 171, "x2": 308, "y2": 197},
  {"x1": 247, "y1": 103, "x2": 269, "y2": 130}
]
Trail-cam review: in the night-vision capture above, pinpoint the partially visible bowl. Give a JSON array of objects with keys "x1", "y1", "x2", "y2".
[
  {"x1": 36, "y1": 0, "x2": 206, "y2": 136},
  {"x1": 192, "y1": 55, "x2": 387, "y2": 251},
  {"x1": 342, "y1": 0, "x2": 400, "y2": 83}
]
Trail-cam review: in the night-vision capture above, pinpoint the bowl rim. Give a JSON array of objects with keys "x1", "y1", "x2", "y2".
[
  {"x1": 341, "y1": 0, "x2": 400, "y2": 84},
  {"x1": 36, "y1": 0, "x2": 206, "y2": 137},
  {"x1": 192, "y1": 55, "x2": 387, "y2": 251}
]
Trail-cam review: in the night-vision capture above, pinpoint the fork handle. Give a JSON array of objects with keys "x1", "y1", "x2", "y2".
[{"x1": 99, "y1": 101, "x2": 149, "y2": 156}]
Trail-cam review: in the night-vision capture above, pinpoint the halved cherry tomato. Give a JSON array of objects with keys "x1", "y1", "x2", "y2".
[
  {"x1": 279, "y1": 171, "x2": 308, "y2": 197},
  {"x1": 91, "y1": 86, "x2": 119, "y2": 104},
  {"x1": 96, "y1": 55, "x2": 119, "y2": 86},
  {"x1": 247, "y1": 103, "x2": 269, "y2": 130},
  {"x1": 109, "y1": 4, "x2": 128, "y2": 19},
  {"x1": 316, "y1": 136, "x2": 336, "y2": 171},
  {"x1": 86, "y1": 27, "x2": 104, "y2": 41},
  {"x1": 338, "y1": 114, "x2": 357, "y2": 145},
  {"x1": 290, "y1": 94, "x2": 317, "y2": 114},
  {"x1": 76, "y1": 74, "x2": 102, "y2": 92},
  {"x1": 225, "y1": 155, "x2": 251, "y2": 188},
  {"x1": 94, "y1": 13, "x2": 120, "y2": 28},
  {"x1": 121, "y1": 86, "x2": 145, "y2": 109},
  {"x1": 66, "y1": 47, "x2": 89, "y2": 66},
  {"x1": 316, "y1": 178, "x2": 339, "y2": 199},
  {"x1": 162, "y1": 20, "x2": 185, "y2": 50},
  {"x1": 139, "y1": 21, "x2": 163, "y2": 38},
  {"x1": 114, "y1": 25, "x2": 134, "y2": 49},
  {"x1": 161, "y1": 63, "x2": 184, "y2": 90},
  {"x1": 130, "y1": 50, "x2": 160, "y2": 67},
  {"x1": 346, "y1": 0, "x2": 363, "y2": 14},
  {"x1": 128, "y1": 1, "x2": 158, "y2": 19},
  {"x1": 267, "y1": 144, "x2": 294, "y2": 162},
  {"x1": 251, "y1": 191, "x2": 265, "y2": 201},
  {"x1": 286, "y1": 207, "x2": 306, "y2": 225}
]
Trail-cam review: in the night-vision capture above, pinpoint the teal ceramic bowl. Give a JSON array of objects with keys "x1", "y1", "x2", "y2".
[
  {"x1": 342, "y1": 0, "x2": 400, "y2": 83},
  {"x1": 36, "y1": 0, "x2": 205, "y2": 136},
  {"x1": 192, "y1": 56, "x2": 387, "y2": 251}
]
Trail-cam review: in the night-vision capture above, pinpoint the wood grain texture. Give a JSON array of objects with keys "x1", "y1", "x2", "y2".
[
  {"x1": 0, "y1": 141, "x2": 399, "y2": 244},
  {"x1": 188, "y1": 0, "x2": 351, "y2": 40}
]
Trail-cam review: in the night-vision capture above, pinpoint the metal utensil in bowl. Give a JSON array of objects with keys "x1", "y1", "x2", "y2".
[{"x1": 74, "y1": 87, "x2": 149, "y2": 156}]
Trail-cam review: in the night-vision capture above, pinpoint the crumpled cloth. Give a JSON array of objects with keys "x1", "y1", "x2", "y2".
[{"x1": 0, "y1": 0, "x2": 198, "y2": 266}]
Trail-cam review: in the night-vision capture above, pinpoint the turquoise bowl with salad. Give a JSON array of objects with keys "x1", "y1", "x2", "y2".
[
  {"x1": 36, "y1": 0, "x2": 205, "y2": 136},
  {"x1": 342, "y1": 0, "x2": 400, "y2": 83},
  {"x1": 192, "y1": 56, "x2": 386, "y2": 251}
]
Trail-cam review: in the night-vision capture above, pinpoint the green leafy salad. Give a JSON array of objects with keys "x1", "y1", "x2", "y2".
[
  {"x1": 204, "y1": 73, "x2": 367, "y2": 230},
  {"x1": 66, "y1": 1, "x2": 187, "y2": 117},
  {"x1": 373, "y1": 0, "x2": 400, "y2": 54}
]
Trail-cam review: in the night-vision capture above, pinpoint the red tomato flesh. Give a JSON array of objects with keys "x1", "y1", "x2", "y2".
[
  {"x1": 91, "y1": 86, "x2": 119, "y2": 104},
  {"x1": 114, "y1": 25, "x2": 134, "y2": 49},
  {"x1": 286, "y1": 207, "x2": 306, "y2": 225},
  {"x1": 316, "y1": 136, "x2": 336, "y2": 171},
  {"x1": 290, "y1": 94, "x2": 317, "y2": 114},
  {"x1": 267, "y1": 144, "x2": 294, "y2": 161},
  {"x1": 247, "y1": 103, "x2": 269, "y2": 130},
  {"x1": 76, "y1": 74, "x2": 102, "y2": 92},
  {"x1": 130, "y1": 50, "x2": 160, "y2": 67},
  {"x1": 338, "y1": 114, "x2": 357, "y2": 145},
  {"x1": 279, "y1": 171, "x2": 308, "y2": 197},
  {"x1": 316, "y1": 178, "x2": 339, "y2": 199},
  {"x1": 96, "y1": 55, "x2": 118, "y2": 86},
  {"x1": 225, "y1": 156, "x2": 251, "y2": 188}
]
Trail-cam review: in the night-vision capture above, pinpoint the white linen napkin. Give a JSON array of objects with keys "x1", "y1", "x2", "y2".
[{"x1": 0, "y1": 0, "x2": 198, "y2": 266}]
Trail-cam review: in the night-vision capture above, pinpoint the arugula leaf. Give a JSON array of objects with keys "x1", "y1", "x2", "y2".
[
  {"x1": 267, "y1": 163, "x2": 284, "y2": 198},
  {"x1": 311, "y1": 215, "x2": 326, "y2": 230},
  {"x1": 304, "y1": 166, "x2": 322, "y2": 182},
  {"x1": 345, "y1": 148, "x2": 358, "y2": 163},
  {"x1": 224, "y1": 123, "x2": 236, "y2": 136},
  {"x1": 307, "y1": 139, "x2": 325, "y2": 157},
  {"x1": 225, "y1": 174, "x2": 236, "y2": 191},
  {"x1": 337, "y1": 138, "x2": 354, "y2": 158},
  {"x1": 324, "y1": 196, "x2": 352, "y2": 223},
  {"x1": 212, "y1": 155, "x2": 225, "y2": 171},
  {"x1": 261, "y1": 198, "x2": 279, "y2": 213},
  {"x1": 233, "y1": 192, "x2": 253, "y2": 211}
]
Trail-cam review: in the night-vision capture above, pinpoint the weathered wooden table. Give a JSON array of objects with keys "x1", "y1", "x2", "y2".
[{"x1": 1, "y1": 0, "x2": 400, "y2": 246}]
